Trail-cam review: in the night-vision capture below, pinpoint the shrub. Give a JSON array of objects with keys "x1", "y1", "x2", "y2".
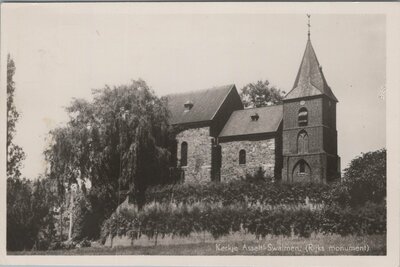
[
  {"x1": 98, "y1": 187, "x2": 386, "y2": 243},
  {"x1": 143, "y1": 180, "x2": 334, "y2": 207},
  {"x1": 343, "y1": 149, "x2": 386, "y2": 206},
  {"x1": 320, "y1": 202, "x2": 386, "y2": 236},
  {"x1": 292, "y1": 209, "x2": 319, "y2": 238}
]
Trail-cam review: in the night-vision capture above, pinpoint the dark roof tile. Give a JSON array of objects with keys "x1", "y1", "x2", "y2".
[
  {"x1": 219, "y1": 105, "x2": 283, "y2": 138},
  {"x1": 165, "y1": 84, "x2": 236, "y2": 125},
  {"x1": 285, "y1": 39, "x2": 338, "y2": 102}
]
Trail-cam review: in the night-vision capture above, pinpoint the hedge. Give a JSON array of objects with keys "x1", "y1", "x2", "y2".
[
  {"x1": 140, "y1": 180, "x2": 344, "y2": 207},
  {"x1": 101, "y1": 201, "x2": 386, "y2": 244}
]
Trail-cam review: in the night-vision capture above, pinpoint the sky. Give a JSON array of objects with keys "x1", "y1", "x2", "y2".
[{"x1": 2, "y1": 5, "x2": 386, "y2": 179}]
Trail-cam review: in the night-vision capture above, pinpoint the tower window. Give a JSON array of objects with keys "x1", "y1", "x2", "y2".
[
  {"x1": 181, "y1": 142, "x2": 188, "y2": 166},
  {"x1": 298, "y1": 107, "x2": 308, "y2": 127},
  {"x1": 239, "y1": 149, "x2": 246, "y2": 165},
  {"x1": 299, "y1": 161, "x2": 306, "y2": 173},
  {"x1": 297, "y1": 130, "x2": 309, "y2": 154}
]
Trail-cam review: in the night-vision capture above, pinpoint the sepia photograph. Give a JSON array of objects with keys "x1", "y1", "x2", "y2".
[{"x1": 1, "y1": 3, "x2": 398, "y2": 265}]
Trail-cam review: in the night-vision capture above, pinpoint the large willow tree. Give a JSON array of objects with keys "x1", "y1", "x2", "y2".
[{"x1": 45, "y1": 80, "x2": 174, "y2": 238}]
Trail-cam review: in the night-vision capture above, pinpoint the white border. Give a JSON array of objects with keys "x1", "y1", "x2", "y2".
[{"x1": 0, "y1": 2, "x2": 399, "y2": 267}]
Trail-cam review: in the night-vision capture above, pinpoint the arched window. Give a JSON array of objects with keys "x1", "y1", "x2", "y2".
[
  {"x1": 293, "y1": 159, "x2": 311, "y2": 177},
  {"x1": 297, "y1": 130, "x2": 309, "y2": 154},
  {"x1": 298, "y1": 107, "x2": 308, "y2": 127},
  {"x1": 181, "y1": 142, "x2": 188, "y2": 166},
  {"x1": 239, "y1": 149, "x2": 246, "y2": 165},
  {"x1": 299, "y1": 161, "x2": 306, "y2": 173}
]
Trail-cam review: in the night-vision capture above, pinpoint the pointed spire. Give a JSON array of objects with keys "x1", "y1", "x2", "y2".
[
  {"x1": 284, "y1": 20, "x2": 338, "y2": 102},
  {"x1": 307, "y1": 14, "x2": 311, "y2": 40}
]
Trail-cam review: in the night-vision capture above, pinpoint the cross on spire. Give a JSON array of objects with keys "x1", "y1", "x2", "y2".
[{"x1": 307, "y1": 14, "x2": 311, "y2": 40}]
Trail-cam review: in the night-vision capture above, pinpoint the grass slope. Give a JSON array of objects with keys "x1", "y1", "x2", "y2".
[{"x1": 9, "y1": 234, "x2": 385, "y2": 256}]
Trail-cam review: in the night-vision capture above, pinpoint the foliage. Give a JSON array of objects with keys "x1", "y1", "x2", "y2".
[
  {"x1": 100, "y1": 202, "x2": 386, "y2": 244},
  {"x1": 7, "y1": 54, "x2": 26, "y2": 179},
  {"x1": 6, "y1": 55, "x2": 57, "y2": 251},
  {"x1": 7, "y1": 177, "x2": 57, "y2": 251},
  {"x1": 245, "y1": 167, "x2": 273, "y2": 182},
  {"x1": 240, "y1": 80, "x2": 286, "y2": 108},
  {"x1": 71, "y1": 190, "x2": 100, "y2": 241},
  {"x1": 343, "y1": 149, "x2": 386, "y2": 206},
  {"x1": 45, "y1": 79, "x2": 175, "y2": 239},
  {"x1": 143, "y1": 180, "x2": 334, "y2": 206},
  {"x1": 320, "y1": 202, "x2": 386, "y2": 236}
]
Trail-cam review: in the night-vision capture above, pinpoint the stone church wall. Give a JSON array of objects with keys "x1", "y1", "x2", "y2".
[
  {"x1": 176, "y1": 127, "x2": 213, "y2": 183},
  {"x1": 220, "y1": 138, "x2": 275, "y2": 182}
]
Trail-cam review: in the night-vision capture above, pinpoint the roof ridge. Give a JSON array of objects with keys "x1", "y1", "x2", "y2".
[
  {"x1": 164, "y1": 84, "x2": 235, "y2": 97},
  {"x1": 240, "y1": 104, "x2": 283, "y2": 111}
]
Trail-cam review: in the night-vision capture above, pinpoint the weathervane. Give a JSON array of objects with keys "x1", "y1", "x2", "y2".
[{"x1": 307, "y1": 14, "x2": 311, "y2": 39}]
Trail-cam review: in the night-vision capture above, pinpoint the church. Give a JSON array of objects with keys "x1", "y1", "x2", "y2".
[{"x1": 166, "y1": 33, "x2": 340, "y2": 184}]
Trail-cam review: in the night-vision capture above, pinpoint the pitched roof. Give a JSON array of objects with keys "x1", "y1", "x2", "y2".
[
  {"x1": 219, "y1": 105, "x2": 283, "y2": 138},
  {"x1": 285, "y1": 39, "x2": 338, "y2": 102},
  {"x1": 165, "y1": 84, "x2": 236, "y2": 125}
]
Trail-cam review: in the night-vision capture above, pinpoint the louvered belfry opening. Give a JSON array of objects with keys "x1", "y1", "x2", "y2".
[{"x1": 298, "y1": 107, "x2": 308, "y2": 127}]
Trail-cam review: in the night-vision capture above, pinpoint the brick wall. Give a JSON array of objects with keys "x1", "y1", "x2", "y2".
[
  {"x1": 176, "y1": 127, "x2": 213, "y2": 183},
  {"x1": 220, "y1": 138, "x2": 275, "y2": 182},
  {"x1": 282, "y1": 154, "x2": 326, "y2": 183}
]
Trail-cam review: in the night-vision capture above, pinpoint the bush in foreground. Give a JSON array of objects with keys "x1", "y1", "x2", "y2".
[{"x1": 101, "y1": 201, "x2": 386, "y2": 245}]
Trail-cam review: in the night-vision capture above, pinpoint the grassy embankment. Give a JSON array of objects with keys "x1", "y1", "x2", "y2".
[{"x1": 9, "y1": 233, "x2": 385, "y2": 255}]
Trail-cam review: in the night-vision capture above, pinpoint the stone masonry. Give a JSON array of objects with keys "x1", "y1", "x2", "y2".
[
  {"x1": 168, "y1": 36, "x2": 340, "y2": 185},
  {"x1": 220, "y1": 138, "x2": 275, "y2": 182},
  {"x1": 176, "y1": 127, "x2": 213, "y2": 183}
]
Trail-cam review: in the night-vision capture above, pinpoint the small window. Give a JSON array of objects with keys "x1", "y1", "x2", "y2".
[
  {"x1": 184, "y1": 101, "x2": 193, "y2": 111},
  {"x1": 250, "y1": 113, "x2": 259, "y2": 121},
  {"x1": 239, "y1": 149, "x2": 246, "y2": 165},
  {"x1": 298, "y1": 107, "x2": 308, "y2": 127},
  {"x1": 181, "y1": 142, "x2": 188, "y2": 166}
]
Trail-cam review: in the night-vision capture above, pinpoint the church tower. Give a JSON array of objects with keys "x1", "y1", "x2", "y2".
[{"x1": 281, "y1": 17, "x2": 340, "y2": 183}]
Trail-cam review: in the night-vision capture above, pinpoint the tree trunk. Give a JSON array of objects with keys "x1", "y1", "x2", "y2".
[
  {"x1": 68, "y1": 189, "x2": 74, "y2": 240},
  {"x1": 59, "y1": 206, "x2": 63, "y2": 242}
]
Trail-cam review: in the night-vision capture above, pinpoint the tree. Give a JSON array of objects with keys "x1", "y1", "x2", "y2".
[
  {"x1": 7, "y1": 177, "x2": 57, "y2": 251},
  {"x1": 240, "y1": 80, "x2": 286, "y2": 108},
  {"x1": 45, "y1": 79, "x2": 175, "y2": 240},
  {"x1": 343, "y1": 148, "x2": 386, "y2": 206},
  {"x1": 7, "y1": 54, "x2": 25, "y2": 179},
  {"x1": 6, "y1": 55, "x2": 52, "y2": 251}
]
